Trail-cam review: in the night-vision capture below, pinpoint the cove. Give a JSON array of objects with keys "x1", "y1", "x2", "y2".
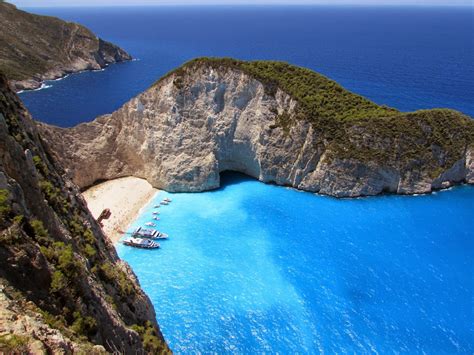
[{"x1": 116, "y1": 173, "x2": 473, "y2": 353}]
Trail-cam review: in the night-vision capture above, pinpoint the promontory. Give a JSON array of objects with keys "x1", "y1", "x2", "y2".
[
  {"x1": 39, "y1": 58, "x2": 474, "y2": 198},
  {"x1": 0, "y1": 1, "x2": 131, "y2": 92}
]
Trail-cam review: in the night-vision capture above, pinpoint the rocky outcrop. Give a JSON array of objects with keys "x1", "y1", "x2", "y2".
[
  {"x1": 0, "y1": 2, "x2": 131, "y2": 92},
  {"x1": 0, "y1": 73, "x2": 169, "y2": 353},
  {"x1": 39, "y1": 58, "x2": 474, "y2": 197}
]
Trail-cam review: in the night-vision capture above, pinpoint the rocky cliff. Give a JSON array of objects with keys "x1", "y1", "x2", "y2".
[
  {"x1": 39, "y1": 58, "x2": 474, "y2": 197},
  {"x1": 0, "y1": 73, "x2": 169, "y2": 353},
  {"x1": 0, "y1": 2, "x2": 132, "y2": 92}
]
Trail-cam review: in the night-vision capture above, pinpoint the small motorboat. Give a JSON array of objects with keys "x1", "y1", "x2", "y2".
[
  {"x1": 163, "y1": 197, "x2": 172, "y2": 203},
  {"x1": 133, "y1": 227, "x2": 168, "y2": 240},
  {"x1": 153, "y1": 217, "x2": 160, "y2": 221},
  {"x1": 133, "y1": 227, "x2": 158, "y2": 238},
  {"x1": 152, "y1": 212, "x2": 160, "y2": 215},
  {"x1": 160, "y1": 201, "x2": 169, "y2": 205},
  {"x1": 154, "y1": 205, "x2": 161, "y2": 209},
  {"x1": 145, "y1": 222, "x2": 156, "y2": 227},
  {"x1": 154, "y1": 231, "x2": 169, "y2": 240},
  {"x1": 122, "y1": 237, "x2": 160, "y2": 249}
]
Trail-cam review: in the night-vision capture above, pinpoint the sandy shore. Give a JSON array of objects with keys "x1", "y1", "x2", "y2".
[{"x1": 82, "y1": 177, "x2": 158, "y2": 244}]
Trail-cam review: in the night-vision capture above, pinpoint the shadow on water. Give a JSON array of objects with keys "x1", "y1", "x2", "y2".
[{"x1": 217, "y1": 171, "x2": 257, "y2": 190}]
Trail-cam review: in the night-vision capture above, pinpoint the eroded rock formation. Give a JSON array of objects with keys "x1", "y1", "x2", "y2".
[{"x1": 39, "y1": 59, "x2": 474, "y2": 197}]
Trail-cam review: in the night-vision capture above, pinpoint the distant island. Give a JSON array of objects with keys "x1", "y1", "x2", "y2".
[
  {"x1": 0, "y1": 1, "x2": 131, "y2": 92},
  {"x1": 40, "y1": 58, "x2": 474, "y2": 197}
]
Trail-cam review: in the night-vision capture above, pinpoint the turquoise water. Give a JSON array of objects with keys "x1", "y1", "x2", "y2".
[{"x1": 117, "y1": 173, "x2": 473, "y2": 353}]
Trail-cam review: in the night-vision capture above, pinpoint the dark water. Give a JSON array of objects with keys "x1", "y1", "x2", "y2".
[{"x1": 19, "y1": 5, "x2": 474, "y2": 127}]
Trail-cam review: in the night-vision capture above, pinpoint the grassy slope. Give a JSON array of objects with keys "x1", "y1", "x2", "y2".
[{"x1": 0, "y1": 2, "x2": 111, "y2": 81}]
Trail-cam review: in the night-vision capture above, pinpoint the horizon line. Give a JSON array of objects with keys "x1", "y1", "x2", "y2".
[{"x1": 18, "y1": 3, "x2": 474, "y2": 8}]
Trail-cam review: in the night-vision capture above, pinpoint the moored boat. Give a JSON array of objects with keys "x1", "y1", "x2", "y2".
[
  {"x1": 122, "y1": 237, "x2": 160, "y2": 249},
  {"x1": 145, "y1": 222, "x2": 156, "y2": 227}
]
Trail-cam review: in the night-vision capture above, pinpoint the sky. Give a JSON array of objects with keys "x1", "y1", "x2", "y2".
[{"x1": 7, "y1": 0, "x2": 474, "y2": 7}]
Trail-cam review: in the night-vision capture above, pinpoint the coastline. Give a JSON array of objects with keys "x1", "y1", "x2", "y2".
[{"x1": 82, "y1": 176, "x2": 159, "y2": 244}]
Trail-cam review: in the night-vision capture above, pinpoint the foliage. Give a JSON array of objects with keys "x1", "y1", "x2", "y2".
[
  {"x1": 30, "y1": 219, "x2": 49, "y2": 244},
  {"x1": 70, "y1": 311, "x2": 97, "y2": 337},
  {"x1": 50, "y1": 270, "x2": 67, "y2": 292},
  {"x1": 98, "y1": 262, "x2": 134, "y2": 298},
  {"x1": 131, "y1": 321, "x2": 165, "y2": 354},
  {"x1": 0, "y1": 334, "x2": 30, "y2": 353},
  {"x1": 0, "y1": 189, "x2": 10, "y2": 223},
  {"x1": 155, "y1": 57, "x2": 399, "y2": 124}
]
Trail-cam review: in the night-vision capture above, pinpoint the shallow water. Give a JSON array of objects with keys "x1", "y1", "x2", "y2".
[{"x1": 117, "y1": 173, "x2": 473, "y2": 353}]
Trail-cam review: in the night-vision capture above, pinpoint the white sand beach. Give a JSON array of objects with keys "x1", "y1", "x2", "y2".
[{"x1": 82, "y1": 177, "x2": 158, "y2": 244}]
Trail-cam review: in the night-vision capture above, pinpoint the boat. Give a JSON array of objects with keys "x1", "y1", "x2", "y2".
[
  {"x1": 160, "y1": 201, "x2": 169, "y2": 205},
  {"x1": 133, "y1": 227, "x2": 168, "y2": 240},
  {"x1": 163, "y1": 197, "x2": 172, "y2": 202},
  {"x1": 133, "y1": 226, "x2": 158, "y2": 238},
  {"x1": 153, "y1": 217, "x2": 160, "y2": 221},
  {"x1": 122, "y1": 237, "x2": 160, "y2": 249},
  {"x1": 152, "y1": 211, "x2": 160, "y2": 215},
  {"x1": 154, "y1": 205, "x2": 160, "y2": 208},
  {"x1": 145, "y1": 222, "x2": 156, "y2": 227}
]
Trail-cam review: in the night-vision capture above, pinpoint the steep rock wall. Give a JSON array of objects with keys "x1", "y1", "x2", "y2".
[
  {"x1": 0, "y1": 73, "x2": 169, "y2": 353},
  {"x1": 39, "y1": 61, "x2": 474, "y2": 197}
]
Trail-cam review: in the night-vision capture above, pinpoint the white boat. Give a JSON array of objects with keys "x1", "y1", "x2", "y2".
[
  {"x1": 163, "y1": 197, "x2": 172, "y2": 202},
  {"x1": 122, "y1": 237, "x2": 160, "y2": 249},
  {"x1": 145, "y1": 222, "x2": 156, "y2": 227},
  {"x1": 152, "y1": 212, "x2": 160, "y2": 215},
  {"x1": 153, "y1": 217, "x2": 160, "y2": 221},
  {"x1": 133, "y1": 227, "x2": 158, "y2": 238},
  {"x1": 133, "y1": 227, "x2": 168, "y2": 240},
  {"x1": 154, "y1": 205, "x2": 160, "y2": 208}
]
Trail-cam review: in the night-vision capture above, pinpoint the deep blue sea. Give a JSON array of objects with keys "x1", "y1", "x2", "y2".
[
  {"x1": 19, "y1": 6, "x2": 474, "y2": 127},
  {"x1": 117, "y1": 174, "x2": 473, "y2": 353},
  {"x1": 15, "y1": 5, "x2": 473, "y2": 353}
]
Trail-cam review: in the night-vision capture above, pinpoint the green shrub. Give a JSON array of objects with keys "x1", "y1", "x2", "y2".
[
  {"x1": 0, "y1": 189, "x2": 10, "y2": 223},
  {"x1": 0, "y1": 334, "x2": 30, "y2": 353},
  {"x1": 131, "y1": 321, "x2": 165, "y2": 353},
  {"x1": 84, "y1": 243, "x2": 96, "y2": 258},
  {"x1": 50, "y1": 270, "x2": 67, "y2": 292},
  {"x1": 30, "y1": 219, "x2": 49, "y2": 243},
  {"x1": 70, "y1": 311, "x2": 97, "y2": 337}
]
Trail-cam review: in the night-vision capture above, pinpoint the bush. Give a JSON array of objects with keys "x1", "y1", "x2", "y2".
[
  {"x1": 50, "y1": 270, "x2": 67, "y2": 292},
  {"x1": 30, "y1": 219, "x2": 49, "y2": 244},
  {"x1": 0, "y1": 189, "x2": 10, "y2": 223},
  {"x1": 0, "y1": 334, "x2": 30, "y2": 353}
]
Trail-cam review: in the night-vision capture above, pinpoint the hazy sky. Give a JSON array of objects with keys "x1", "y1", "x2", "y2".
[{"x1": 7, "y1": 0, "x2": 474, "y2": 7}]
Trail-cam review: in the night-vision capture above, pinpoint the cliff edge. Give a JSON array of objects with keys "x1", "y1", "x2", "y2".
[
  {"x1": 40, "y1": 58, "x2": 474, "y2": 197},
  {"x1": 0, "y1": 73, "x2": 169, "y2": 353},
  {"x1": 0, "y1": 2, "x2": 132, "y2": 91}
]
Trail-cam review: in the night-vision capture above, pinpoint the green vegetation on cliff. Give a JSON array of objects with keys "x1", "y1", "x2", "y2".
[
  {"x1": 160, "y1": 57, "x2": 473, "y2": 174},
  {"x1": 0, "y1": 1, "x2": 131, "y2": 86},
  {"x1": 0, "y1": 72, "x2": 169, "y2": 353}
]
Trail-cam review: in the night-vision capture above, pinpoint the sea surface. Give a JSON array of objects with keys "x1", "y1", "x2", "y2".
[
  {"x1": 15, "y1": 5, "x2": 473, "y2": 353},
  {"x1": 19, "y1": 5, "x2": 474, "y2": 126},
  {"x1": 117, "y1": 173, "x2": 473, "y2": 353}
]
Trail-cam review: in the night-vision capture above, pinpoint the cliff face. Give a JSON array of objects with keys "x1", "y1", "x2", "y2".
[
  {"x1": 0, "y1": 73, "x2": 169, "y2": 353},
  {"x1": 0, "y1": 2, "x2": 131, "y2": 91},
  {"x1": 39, "y1": 58, "x2": 474, "y2": 197}
]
